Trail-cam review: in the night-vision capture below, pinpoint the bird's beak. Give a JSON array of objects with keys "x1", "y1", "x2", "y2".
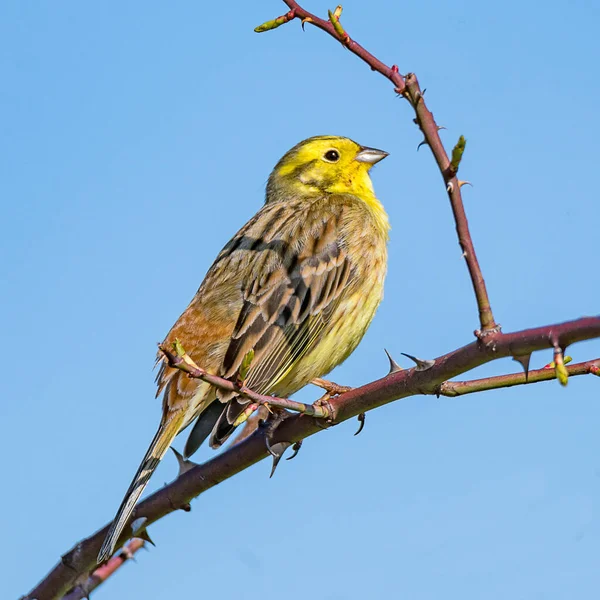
[{"x1": 355, "y1": 146, "x2": 389, "y2": 165}]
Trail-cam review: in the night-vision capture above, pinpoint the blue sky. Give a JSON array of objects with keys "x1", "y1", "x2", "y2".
[{"x1": 2, "y1": 1, "x2": 599, "y2": 598}]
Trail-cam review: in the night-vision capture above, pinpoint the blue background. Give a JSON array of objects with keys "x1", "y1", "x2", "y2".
[{"x1": 2, "y1": 1, "x2": 599, "y2": 598}]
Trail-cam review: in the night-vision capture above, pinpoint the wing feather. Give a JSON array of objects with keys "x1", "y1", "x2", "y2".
[{"x1": 219, "y1": 206, "x2": 354, "y2": 398}]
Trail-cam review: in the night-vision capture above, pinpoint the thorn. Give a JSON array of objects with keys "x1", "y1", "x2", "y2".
[
  {"x1": 137, "y1": 529, "x2": 155, "y2": 547},
  {"x1": 384, "y1": 348, "x2": 403, "y2": 374},
  {"x1": 437, "y1": 125, "x2": 447, "y2": 131},
  {"x1": 301, "y1": 17, "x2": 312, "y2": 30},
  {"x1": 354, "y1": 413, "x2": 366, "y2": 436},
  {"x1": 260, "y1": 408, "x2": 295, "y2": 477},
  {"x1": 458, "y1": 180, "x2": 473, "y2": 188},
  {"x1": 170, "y1": 447, "x2": 199, "y2": 477},
  {"x1": 286, "y1": 440, "x2": 303, "y2": 461},
  {"x1": 401, "y1": 352, "x2": 435, "y2": 371},
  {"x1": 512, "y1": 354, "x2": 532, "y2": 381},
  {"x1": 446, "y1": 181, "x2": 454, "y2": 193},
  {"x1": 422, "y1": 88, "x2": 427, "y2": 96},
  {"x1": 267, "y1": 440, "x2": 293, "y2": 478},
  {"x1": 417, "y1": 139, "x2": 428, "y2": 151},
  {"x1": 131, "y1": 518, "x2": 156, "y2": 547},
  {"x1": 131, "y1": 517, "x2": 148, "y2": 536}
]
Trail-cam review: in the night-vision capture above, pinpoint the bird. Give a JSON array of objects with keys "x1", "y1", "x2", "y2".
[{"x1": 98, "y1": 135, "x2": 390, "y2": 562}]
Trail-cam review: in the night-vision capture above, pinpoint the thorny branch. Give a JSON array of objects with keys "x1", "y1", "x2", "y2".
[
  {"x1": 438, "y1": 359, "x2": 600, "y2": 397},
  {"x1": 267, "y1": 0, "x2": 498, "y2": 333},
  {"x1": 24, "y1": 317, "x2": 600, "y2": 600},
  {"x1": 21, "y1": 3, "x2": 599, "y2": 599},
  {"x1": 59, "y1": 539, "x2": 145, "y2": 600},
  {"x1": 159, "y1": 343, "x2": 332, "y2": 420}
]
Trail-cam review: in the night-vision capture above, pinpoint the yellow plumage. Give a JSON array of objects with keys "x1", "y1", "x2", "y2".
[{"x1": 98, "y1": 135, "x2": 389, "y2": 562}]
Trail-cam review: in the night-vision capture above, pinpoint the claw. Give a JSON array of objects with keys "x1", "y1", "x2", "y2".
[
  {"x1": 354, "y1": 413, "x2": 366, "y2": 436},
  {"x1": 286, "y1": 440, "x2": 303, "y2": 461},
  {"x1": 401, "y1": 352, "x2": 435, "y2": 371}
]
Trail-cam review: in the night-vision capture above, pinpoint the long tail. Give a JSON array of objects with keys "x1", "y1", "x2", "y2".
[{"x1": 97, "y1": 412, "x2": 185, "y2": 563}]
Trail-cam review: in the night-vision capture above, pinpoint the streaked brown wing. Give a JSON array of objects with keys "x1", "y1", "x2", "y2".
[{"x1": 220, "y1": 211, "x2": 354, "y2": 397}]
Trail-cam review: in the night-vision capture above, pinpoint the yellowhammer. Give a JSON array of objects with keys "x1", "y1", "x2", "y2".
[{"x1": 98, "y1": 135, "x2": 389, "y2": 561}]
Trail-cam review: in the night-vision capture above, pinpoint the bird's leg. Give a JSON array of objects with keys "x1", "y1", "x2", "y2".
[
  {"x1": 311, "y1": 377, "x2": 353, "y2": 396},
  {"x1": 310, "y1": 378, "x2": 351, "y2": 427},
  {"x1": 312, "y1": 378, "x2": 367, "y2": 436}
]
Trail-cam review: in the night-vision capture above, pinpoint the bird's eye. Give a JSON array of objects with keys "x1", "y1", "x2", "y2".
[{"x1": 323, "y1": 149, "x2": 340, "y2": 162}]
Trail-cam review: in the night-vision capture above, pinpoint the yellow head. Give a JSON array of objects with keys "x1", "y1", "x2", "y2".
[{"x1": 266, "y1": 135, "x2": 388, "y2": 203}]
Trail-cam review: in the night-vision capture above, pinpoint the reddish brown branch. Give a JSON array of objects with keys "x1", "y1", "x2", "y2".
[
  {"x1": 23, "y1": 316, "x2": 600, "y2": 600},
  {"x1": 438, "y1": 358, "x2": 600, "y2": 397},
  {"x1": 20, "y1": 6, "x2": 598, "y2": 599},
  {"x1": 274, "y1": 0, "x2": 497, "y2": 332},
  {"x1": 59, "y1": 539, "x2": 145, "y2": 600},
  {"x1": 159, "y1": 344, "x2": 331, "y2": 419}
]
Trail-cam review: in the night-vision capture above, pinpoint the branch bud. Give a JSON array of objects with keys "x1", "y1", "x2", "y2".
[
  {"x1": 450, "y1": 135, "x2": 467, "y2": 173},
  {"x1": 254, "y1": 9, "x2": 296, "y2": 33},
  {"x1": 552, "y1": 347, "x2": 569, "y2": 386},
  {"x1": 328, "y1": 7, "x2": 349, "y2": 43}
]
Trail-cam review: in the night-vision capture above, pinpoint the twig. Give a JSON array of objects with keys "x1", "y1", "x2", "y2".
[
  {"x1": 61, "y1": 539, "x2": 145, "y2": 600},
  {"x1": 23, "y1": 316, "x2": 600, "y2": 600},
  {"x1": 259, "y1": 1, "x2": 497, "y2": 332},
  {"x1": 159, "y1": 344, "x2": 331, "y2": 419},
  {"x1": 438, "y1": 359, "x2": 600, "y2": 397}
]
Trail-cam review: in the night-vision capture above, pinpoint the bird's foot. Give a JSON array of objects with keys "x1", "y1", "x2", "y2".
[{"x1": 312, "y1": 377, "x2": 353, "y2": 396}]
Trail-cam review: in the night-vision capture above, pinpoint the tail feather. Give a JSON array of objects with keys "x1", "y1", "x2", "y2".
[
  {"x1": 183, "y1": 401, "x2": 224, "y2": 458},
  {"x1": 97, "y1": 413, "x2": 184, "y2": 563},
  {"x1": 209, "y1": 399, "x2": 248, "y2": 448}
]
